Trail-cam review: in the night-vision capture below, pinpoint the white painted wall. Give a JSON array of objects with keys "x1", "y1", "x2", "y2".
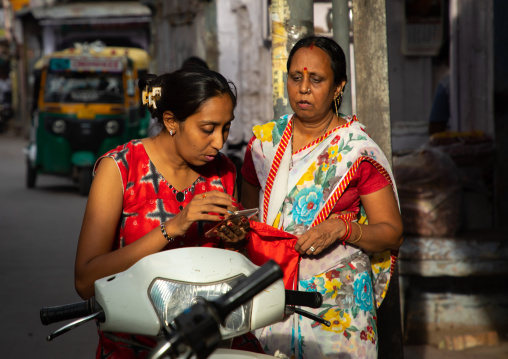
[
  {"x1": 154, "y1": 0, "x2": 207, "y2": 74},
  {"x1": 314, "y1": 2, "x2": 333, "y2": 35},
  {"x1": 217, "y1": 0, "x2": 273, "y2": 149}
]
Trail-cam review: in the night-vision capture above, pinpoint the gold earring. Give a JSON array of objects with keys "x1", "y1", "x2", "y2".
[{"x1": 334, "y1": 91, "x2": 344, "y2": 117}]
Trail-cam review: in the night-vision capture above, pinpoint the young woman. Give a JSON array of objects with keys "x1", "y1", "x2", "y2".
[{"x1": 75, "y1": 67, "x2": 248, "y2": 358}]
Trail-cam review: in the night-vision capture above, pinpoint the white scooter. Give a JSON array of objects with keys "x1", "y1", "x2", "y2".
[{"x1": 40, "y1": 247, "x2": 328, "y2": 359}]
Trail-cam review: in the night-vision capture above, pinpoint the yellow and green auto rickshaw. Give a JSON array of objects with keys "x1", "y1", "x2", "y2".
[{"x1": 26, "y1": 42, "x2": 151, "y2": 195}]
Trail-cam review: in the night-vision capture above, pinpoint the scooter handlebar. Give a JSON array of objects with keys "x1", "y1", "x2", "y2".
[
  {"x1": 285, "y1": 290, "x2": 323, "y2": 308},
  {"x1": 40, "y1": 298, "x2": 100, "y2": 325}
]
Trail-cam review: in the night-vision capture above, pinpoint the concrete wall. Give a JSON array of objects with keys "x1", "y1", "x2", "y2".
[
  {"x1": 152, "y1": 0, "x2": 214, "y2": 73},
  {"x1": 386, "y1": 0, "x2": 434, "y2": 153},
  {"x1": 450, "y1": 0, "x2": 494, "y2": 136},
  {"x1": 385, "y1": 0, "x2": 495, "y2": 152},
  {"x1": 150, "y1": 0, "x2": 273, "y2": 149},
  {"x1": 217, "y1": 0, "x2": 272, "y2": 147}
]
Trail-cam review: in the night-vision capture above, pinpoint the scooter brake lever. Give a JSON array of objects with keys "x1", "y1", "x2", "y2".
[
  {"x1": 285, "y1": 306, "x2": 331, "y2": 327},
  {"x1": 46, "y1": 311, "x2": 104, "y2": 341}
]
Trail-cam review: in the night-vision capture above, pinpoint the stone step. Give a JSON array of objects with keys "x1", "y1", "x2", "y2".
[{"x1": 439, "y1": 331, "x2": 499, "y2": 351}]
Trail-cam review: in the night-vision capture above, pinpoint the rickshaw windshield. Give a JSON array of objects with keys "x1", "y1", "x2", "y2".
[{"x1": 44, "y1": 71, "x2": 124, "y2": 104}]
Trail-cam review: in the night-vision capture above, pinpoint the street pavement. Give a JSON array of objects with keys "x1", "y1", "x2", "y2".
[
  {"x1": 0, "y1": 132, "x2": 97, "y2": 358},
  {"x1": 1, "y1": 131, "x2": 507, "y2": 358}
]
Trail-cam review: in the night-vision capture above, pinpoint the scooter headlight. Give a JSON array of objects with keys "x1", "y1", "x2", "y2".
[
  {"x1": 149, "y1": 275, "x2": 251, "y2": 339},
  {"x1": 105, "y1": 120, "x2": 120, "y2": 135},
  {"x1": 52, "y1": 119, "x2": 66, "y2": 134}
]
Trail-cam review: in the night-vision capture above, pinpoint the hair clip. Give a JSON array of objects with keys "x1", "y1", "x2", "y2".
[
  {"x1": 149, "y1": 87, "x2": 161, "y2": 109},
  {"x1": 142, "y1": 86, "x2": 149, "y2": 106},
  {"x1": 142, "y1": 86, "x2": 161, "y2": 109}
]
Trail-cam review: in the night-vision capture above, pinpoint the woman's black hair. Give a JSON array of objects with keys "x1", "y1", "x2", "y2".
[
  {"x1": 287, "y1": 35, "x2": 348, "y2": 87},
  {"x1": 139, "y1": 67, "x2": 237, "y2": 127},
  {"x1": 181, "y1": 56, "x2": 209, "y2": 70}
]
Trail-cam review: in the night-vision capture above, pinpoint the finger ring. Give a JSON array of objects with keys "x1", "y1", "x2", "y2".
[
  {"x1": 309, "y1": 246, "x2": 315, "y2": 252},
  {"x1": 202, "y1": 193, "x2": 206, "y2": 198}
]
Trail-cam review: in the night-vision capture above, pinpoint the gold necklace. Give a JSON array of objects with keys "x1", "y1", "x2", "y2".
[{"x1": 290, "y1": 114, "x2": 334, "y2": 169}]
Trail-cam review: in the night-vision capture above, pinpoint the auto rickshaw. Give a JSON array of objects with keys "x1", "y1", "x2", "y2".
[{"x1": 26, "y1": 42, "x2": 151, "y2": 195}]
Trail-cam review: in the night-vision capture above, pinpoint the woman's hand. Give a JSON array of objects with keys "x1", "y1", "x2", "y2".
[
  {"x1": 214, "y1": 215, "x2": 251, "y2": 249},
  {"x1": 294, "y1": 185, "x2": 404, "y2": 256},
  {"x1": 294, "y1": 219, "x2": 343, "y2": 256},
  {"x1": 166, "y1": 190, "x2": 238, "y2": 237}
]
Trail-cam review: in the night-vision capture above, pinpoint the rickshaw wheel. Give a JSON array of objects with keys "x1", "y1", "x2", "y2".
[
  {"x1": 26, "y1": 160, "x2": 37, "y2": 188},
  {"x1": 78, "y1": 167, "x2": 93, "y2": 196}
]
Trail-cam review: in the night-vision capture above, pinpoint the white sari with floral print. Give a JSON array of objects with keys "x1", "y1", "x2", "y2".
[{"x1": 249, "y1": 114, "x2": 399, "y2": 359}]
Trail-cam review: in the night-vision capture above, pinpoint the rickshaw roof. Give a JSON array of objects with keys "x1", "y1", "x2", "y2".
[{"x1": 34, "y1": 46, "x2": 150, "y2": 71}]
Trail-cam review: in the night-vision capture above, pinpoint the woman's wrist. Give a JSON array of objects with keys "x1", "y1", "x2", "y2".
[
  {"x1": 347, "y1": 221, "x2": 362, "y2": 244},
  {"x1": 161, "y1": 219, "x2": 184, "y2": 242},
  {"x1": 332, "y1": 217, "x2": 352, "y2": 245},
  {"x1": 160, "y1": 222, "x2": 175, "y2": 242},
  {"x1": 329, "y1": 216, "x2": 363, "y2": 246},
  {"x1": 224, "y1": 238, "x2": 248, "y2": 251},
  {"x1": 327, "y1": 216, "x2": 343, "y2": 240}
]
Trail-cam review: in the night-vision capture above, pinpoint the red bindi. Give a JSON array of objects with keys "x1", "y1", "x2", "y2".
[{"x1": 304, "y1": 67, "x2": 307, "y2": 72}]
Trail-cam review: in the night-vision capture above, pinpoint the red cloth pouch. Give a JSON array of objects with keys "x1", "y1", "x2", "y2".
[{"x1": 246, "y1": 221, "x2": 300, "y2": 290}]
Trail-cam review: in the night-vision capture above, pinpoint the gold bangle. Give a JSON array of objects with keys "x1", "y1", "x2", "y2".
[{"x1": 348, "y1": 222, "x2": 362, "y2": 244}]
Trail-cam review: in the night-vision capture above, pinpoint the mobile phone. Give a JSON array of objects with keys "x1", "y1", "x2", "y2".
[{"x1": 204, "y1": 208, "x2": 259, "y2": 238}]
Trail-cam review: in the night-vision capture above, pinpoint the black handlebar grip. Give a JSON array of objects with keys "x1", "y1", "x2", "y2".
[
  {"x1": 213, "y1": 260, "x2": 283, "y2": 322},
  {"x1": 285, "y1": 290, "x2": 323, "y2": 308},
  {"x1": 40, "y1": 299, "x2": 97, "y2": 325}
]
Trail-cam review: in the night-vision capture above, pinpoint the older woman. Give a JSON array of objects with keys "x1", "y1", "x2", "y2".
[{"x1": 241, "y1": 36, "x2": 403, "y2": 358}]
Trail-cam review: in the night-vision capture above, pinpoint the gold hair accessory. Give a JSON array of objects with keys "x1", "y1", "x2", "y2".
[
  {"x1": 142, "y1": 86, "x2": 149, "y2": 106},
  {"x1": 142, "y1": 86, "x2": 161, "y2": 109}
]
